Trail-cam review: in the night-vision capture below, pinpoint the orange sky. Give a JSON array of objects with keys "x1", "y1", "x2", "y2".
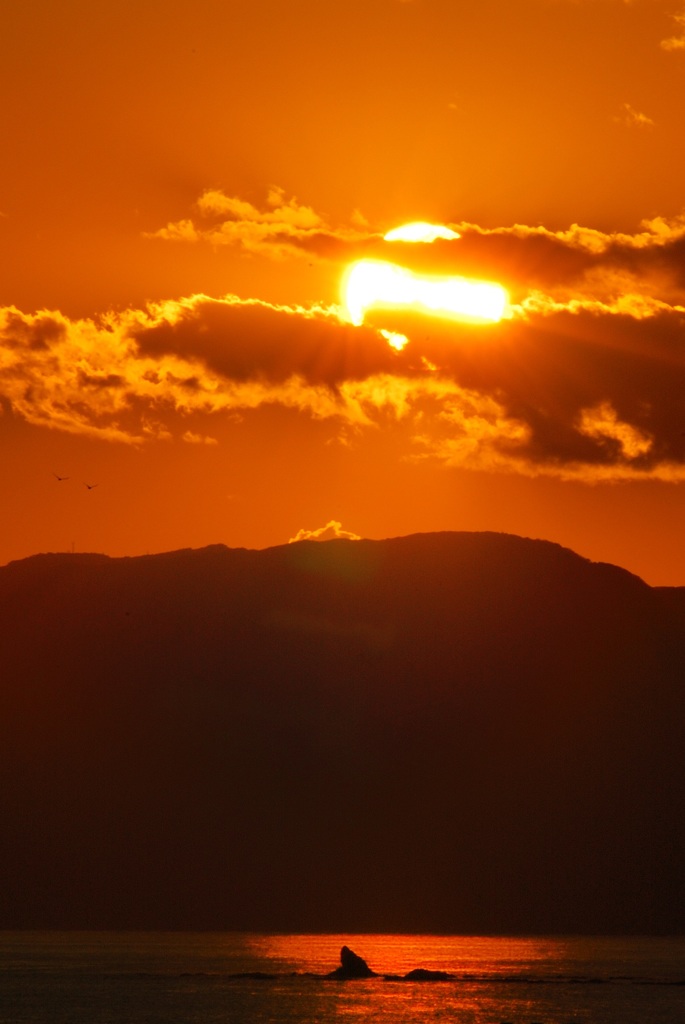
[{"x1": 3, "y1": 0, "x2": 685, "y2": 584}]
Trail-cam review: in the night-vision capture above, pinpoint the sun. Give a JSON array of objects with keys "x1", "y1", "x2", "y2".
[
  {"x1": 384, "y1": 222, "x2": 460, "y2": 243},
  {"x1": 343, "y1": 221, "x2": 508, "y2": 328},
  {"x1": 342, "y1": 259, "x2": 508, "y2": 327}
]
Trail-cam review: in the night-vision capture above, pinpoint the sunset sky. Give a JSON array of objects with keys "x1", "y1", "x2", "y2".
[{"x1": 3, "y1": 0, "x2": 685, "y2": 584}]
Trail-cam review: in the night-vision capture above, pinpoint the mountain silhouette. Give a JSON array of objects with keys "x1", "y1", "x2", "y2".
[{"x1": 1, "y1": 532, "x2": 683, "y2": 933}]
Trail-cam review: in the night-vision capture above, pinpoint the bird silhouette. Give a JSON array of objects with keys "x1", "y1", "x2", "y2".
[
  {"x1": 84, "y1": 482, "x2": 98, "y2": 490},
  {"x1": 53, "y1": 473, "x2": 69, "y2": 481}
]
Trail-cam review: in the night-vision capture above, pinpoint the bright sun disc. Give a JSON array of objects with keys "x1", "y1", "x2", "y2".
[
  {"x1": 384, "y1": 222, "x2": 460, "y2": 243},
  {"x1": 343, "y1": 259, "x2": 508, "y2": 327}
]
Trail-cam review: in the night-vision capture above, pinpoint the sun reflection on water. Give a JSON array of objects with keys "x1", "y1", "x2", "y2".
[{"x1": 246, "y1": 932, "x2": 556, "y2": 979}]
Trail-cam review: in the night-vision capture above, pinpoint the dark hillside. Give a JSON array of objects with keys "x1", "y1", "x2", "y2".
[{"x1": 0, "y1": 533, "x2": 683, "y2": 933}]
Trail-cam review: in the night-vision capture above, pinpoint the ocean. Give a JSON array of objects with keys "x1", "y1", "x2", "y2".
[{"x1": 1, "y1": 932, "x2": 683, "y2": 1024}]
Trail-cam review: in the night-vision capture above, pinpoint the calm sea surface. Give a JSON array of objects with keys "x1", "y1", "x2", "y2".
[{"x1": 1, "y1": 933, "x2": 683, "y2": 1024}]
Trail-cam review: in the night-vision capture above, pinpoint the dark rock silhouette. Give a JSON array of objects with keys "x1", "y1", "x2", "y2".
[
  {"x1": 401, "y1": 968, "x2": 453, "y2": 981},
  {"x1": 327, "y1": 946, "x2": 377, "y2": 979},
  {"x1": 325, "y1": 948, "x2": 452, "y2": 981},
  {"x1": 0, "y1": 531, "x2": 684, "y2": 933}
]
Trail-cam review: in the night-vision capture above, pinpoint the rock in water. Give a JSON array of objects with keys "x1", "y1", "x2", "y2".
[
  {"x1": 403, "y1": 968, "x2": 453, "y2": 981},
  {"x1": 327, "y1": 946, "x2": 377, "y2": 979}
]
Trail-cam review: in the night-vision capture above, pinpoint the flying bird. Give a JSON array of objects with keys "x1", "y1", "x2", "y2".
[
  {"x1": 53, "y1": 473, "x2": 69, "y2": 481},
  {"x1": 84, "y1": 482, "x2": 98, "y2": 490}
]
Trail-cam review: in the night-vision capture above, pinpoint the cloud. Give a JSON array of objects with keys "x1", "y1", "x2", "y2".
[
  {"x1": 148, "y1": 186, "x2": 685, "y2": 292},
  {"x1": 391, "y1": 214, "x2": 685, "y2": 311},
  {"x1": 146, "y1": 187, "x2": 377, "y2": 260},
  {"x1": 0, "y1": 295, "x2": 415, "y2": 442},
  {"x1": 150, "y1": 187, "x2": 685, "y2": 307},
  {"x1": 578, "y1": 401, "x2": 652, "y2": 460},
  {"x1": 409, "y1": 296, "x2": 685, "y2": 480},
  {"x1": 182, "y1": 430, "x2": 218, "y2": 445},
  {"x1": 289, "y1": 521, "x2": 362, "y2": 543},
  {"x1": 615, "y1": 102, "x2": 654, "y2": 129},
  {"x1": 5, "y1": 211, "x2": 685, "y2": 482},
  {"x1": 661, "y1": 10, "x2": 685, "y2": 50}
]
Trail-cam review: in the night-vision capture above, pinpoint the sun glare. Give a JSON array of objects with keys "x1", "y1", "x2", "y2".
[
  {"x1": 379, "y1": 328, "x2": 409, "y2": 352},
  {"x1": 343, "y1": 259, "x2": 508, "y2": 328},
  {"x1": 384, "y1": 222, "x2": 460, "y2": 243}
]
